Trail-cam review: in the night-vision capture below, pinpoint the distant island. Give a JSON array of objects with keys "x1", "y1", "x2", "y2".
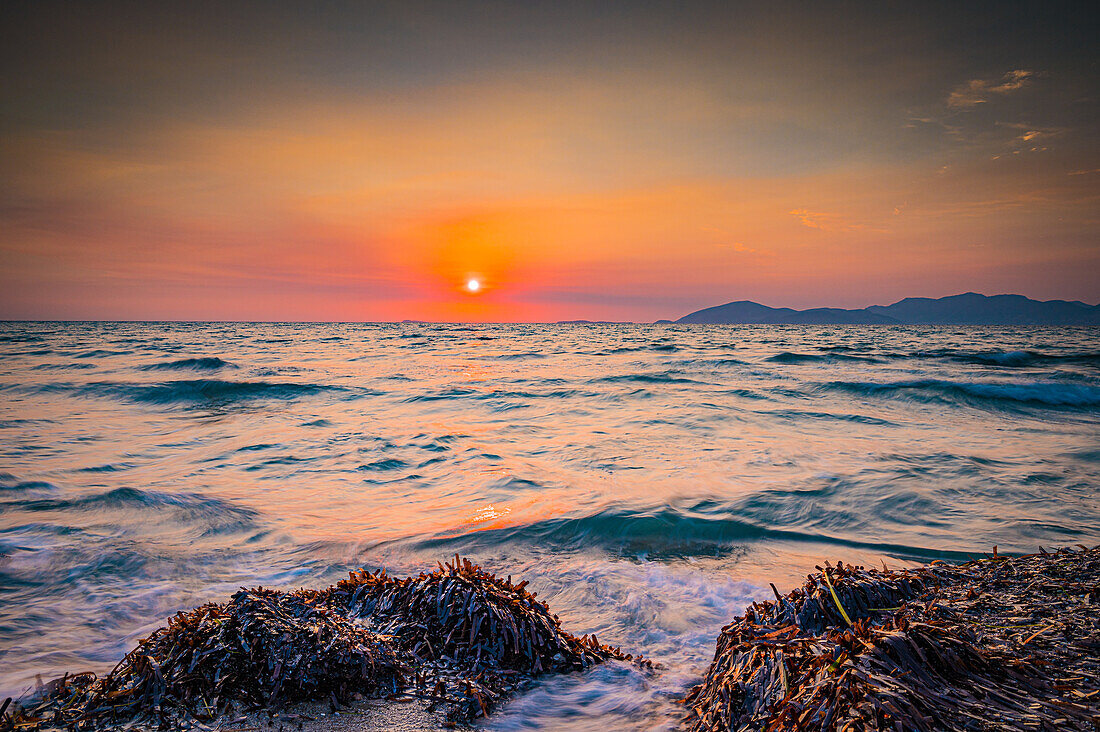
[{"x1": 670, "y1": 293, "x2": 1100, "y2": 325}]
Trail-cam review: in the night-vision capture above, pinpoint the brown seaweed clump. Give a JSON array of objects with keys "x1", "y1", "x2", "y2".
[
  {"x1": 2, "y1": 556, "x2": 640, "y2": 731},
  {"x1": 682, "y1": 545, "x2": 1100, "y2": 731},
  {"x1": 4, "y1": 588, "x2": 400, "y2": 730},
  {"x1": 322, "y1": 555, "x2": 645, "y2": 720},
  {"x1": 330, "y1": 555, "x2": 631, "y2": 671}
]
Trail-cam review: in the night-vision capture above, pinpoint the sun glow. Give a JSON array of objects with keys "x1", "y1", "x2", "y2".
[{"x1": 465, "y1": 278, "x2": 481, "y2": 293}]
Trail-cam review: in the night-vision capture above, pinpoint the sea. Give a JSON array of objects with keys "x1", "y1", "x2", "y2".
[{"x1": 1, "y1": 322, "x2": 1098, "y2": 729}]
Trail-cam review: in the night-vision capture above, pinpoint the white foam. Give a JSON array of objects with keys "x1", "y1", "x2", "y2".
[{"x1": 483, "y1": 558, "x2": 766, "y2": 731}]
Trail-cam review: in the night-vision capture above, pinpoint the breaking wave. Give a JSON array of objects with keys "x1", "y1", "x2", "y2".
[
  {"x1": 940, "y1": 350, "x2": 1100, "y2": 368},
  {"x1": 822, "y1": 379, "x2": 1100, "y2": 407},
  {"x1": 421, "y1": 506, "x2": 979, "y2": 563},
  {"x1": 77, "y1": 379, "x2": 342, "y2": 406},
  {"x1": 138, "y1": 357, "x2": 236, "y2": 371},
  {"x1": 767, "y1": 351, "x2": 881, "y2": 364}
]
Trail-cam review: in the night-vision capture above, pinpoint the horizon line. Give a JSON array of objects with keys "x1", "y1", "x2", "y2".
[{"x1": 2, "y1": 291, "x2": 1099, "y2": 325}]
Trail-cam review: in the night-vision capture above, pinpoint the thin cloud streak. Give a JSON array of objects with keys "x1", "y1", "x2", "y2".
[{"x1": 947, "y1": 70, "x2": 1035, "y2": 109}]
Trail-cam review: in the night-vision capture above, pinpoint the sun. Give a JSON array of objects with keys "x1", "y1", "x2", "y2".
[{"x1": 465, "y1": 278, "x2": 481, "y2": 293}]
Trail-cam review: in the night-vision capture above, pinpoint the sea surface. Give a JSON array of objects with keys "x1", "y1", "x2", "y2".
[{"x1": 1, "y1": 322, "x2": 1099, "y2": 728}]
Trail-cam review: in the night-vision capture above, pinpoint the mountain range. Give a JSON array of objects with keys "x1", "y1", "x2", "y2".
[{"x1": 668, "y1": 293, "x2": 1100, "y2": 325}]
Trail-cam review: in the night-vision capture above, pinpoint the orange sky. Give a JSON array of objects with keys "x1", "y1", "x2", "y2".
[{"x1": 1, "y1": 2, "x2": 1097, "y2": 321}]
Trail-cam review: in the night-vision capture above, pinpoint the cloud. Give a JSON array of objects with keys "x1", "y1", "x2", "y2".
[
  {"x1": 947, "y1": 70, "x2": 1034, "y2": 109},
  {"x1": 789, "y1": 208, "x2": 892, "y2": 234},
  {"x1": 789, "y1": 209, "x2": 862, "y2": 231},
  {"x1": 997, "y1": 122, "x2": 1063, "y2": 142},
  {"x1": 985, "y1": 122, "x2": 1066, "y2": 156}
]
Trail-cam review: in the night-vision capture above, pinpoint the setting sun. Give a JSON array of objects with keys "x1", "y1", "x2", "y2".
[{"x1": 465, "y1": 278, "x2": 481, "y2": 293}]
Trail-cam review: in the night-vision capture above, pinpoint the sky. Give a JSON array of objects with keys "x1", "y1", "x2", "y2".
[{"x1": 1, "y1": 0, "x2": 1097, "y2": 321}]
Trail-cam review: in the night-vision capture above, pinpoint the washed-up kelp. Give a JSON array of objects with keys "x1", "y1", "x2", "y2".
[
  {"x1": 4, "y1": 556, "x2": 638, "y2": 730},
  {"x1": 3, "y1": 588, "x2": 400, "y2": 730},
  {"x1": 683, "y1": 545, "x2": 1100, "y2": 731},
  {"x1": 320, "y1": 555, "x2": 646, "y2": 720}
]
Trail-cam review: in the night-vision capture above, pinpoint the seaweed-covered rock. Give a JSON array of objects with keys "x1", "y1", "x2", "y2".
[
  {"x1": 12, "y1": 588, "x2": 400, "y2": 729},
  {"x1": 330, "y1": 555, "x2": 627, "y2": 673},
  {"x1": 683, "y1": 546, "x2": 1100, "y2": 731},
  {"x1": 157, "y1": 588, "x2": 401, "y2": 707},
  {"x1": 7, "y1": 557, "x2": 642, "y2": 730},
  {"x1": 323, "y1": 555, "x2": 641, "y2": 720}
]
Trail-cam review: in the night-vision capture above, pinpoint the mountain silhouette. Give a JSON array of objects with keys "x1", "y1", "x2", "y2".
[{"x1": 674, "y1": 293, "x2": 1100, "y2": 325}]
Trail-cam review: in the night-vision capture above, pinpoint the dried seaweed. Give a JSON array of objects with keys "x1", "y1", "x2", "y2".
[
  {"x1": 5, "y1": 556, "x2": 643, "y2": 730},
  {"x1": 322, "y1": 555, "x2": 644, "y2": 721},
  {"x1": 682, "y1": 546, "x2": 1100, "y2": 731}
]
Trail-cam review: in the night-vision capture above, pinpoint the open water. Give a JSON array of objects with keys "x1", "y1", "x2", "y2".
[{"x1": 1, "y1": 322, "x2": 1098, "y2": 729}]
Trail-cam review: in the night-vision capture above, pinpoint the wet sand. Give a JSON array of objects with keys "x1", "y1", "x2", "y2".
[{"x1": 229, "y1": 698, "x2": 444, "y2": 732}]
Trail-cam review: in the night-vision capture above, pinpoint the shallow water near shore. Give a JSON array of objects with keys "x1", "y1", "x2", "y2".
[{"x1": 1, "y1": 322, "x2": 1098, "y2": 729}]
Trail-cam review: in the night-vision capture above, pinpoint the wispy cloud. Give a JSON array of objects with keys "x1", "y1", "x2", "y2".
[
  {"x1": 998, "y1": 122, "x2": 1063, "y2": 142},
  {"x1": 790, "y1": 209, "x2": 839, "y2": 229},
  {"x1": 789, "y1": 209, "x2": 882, "y2": 232},
  {"x1": 947, "y1": 70, "x2": 1034, "y2": 109},
  {"x1": 987, "y1": 122, "x2": 1066, "y2": 157}
]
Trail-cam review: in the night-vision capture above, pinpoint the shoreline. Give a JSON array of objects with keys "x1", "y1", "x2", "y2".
[
  {"x1": 4, "y1": 547, "x2": 1098, "y2": 731},
  {"x1": 2, "y1": 558, "x2": 640, "y2": 731}
]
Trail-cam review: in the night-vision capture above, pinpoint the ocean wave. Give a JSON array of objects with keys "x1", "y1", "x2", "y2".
[
  {"x1": 31, "y1": 362, "x2": 96, "y2": 370},
  {"x1": 720, "y1": 388, "x2": 769, "y2": 400},
  {"x1": 75, "y1": 379, "x2": 342, "y2": 406},
  {"x1": 138, "y1": 357, "x2": 236, "y2": 371},
  {"x1": 9, "y1": 349, "x2": 54, "y2": 356},
  {"x1": 74, "y1": 350, "x2": 131, "y2": 358},
  {"x1": 593, "y1": 373, "x2": 703, "y2": 384},
  {"x1": 762, "y1": 409, "x2": 897, "y2": 426},
  {"x1": 420, "y1": 505, "x2": 977, "y2": 562},
  {"x1": 19, "y1": 485, "x2": 247, "y2": 513},
  {"x1": 767, "y1": 351, "x2": 881, "y2": 364},
  {"x1": 0, "y1": 418, "x2": 56, "y2": 428},
  {"x1": 0, "y1": 478, "x2": 57, "y2": 494},
  {"x1": 490, "y1": 351, "x2": 548, "y2": 360},
  {"x1": 358, "y1": 458, "x2": 408, "y2": 471},
  {"x1": 666, "y1": 357, "x2": 747, "y2": 370},
  {"x1": 943, "y1": 350, "x2": 1100, "y2": 368},
  {"x1": 822, "y1": 379, "x2": 1100, "y2": 407},
  {"x1": 402, "y1": 387, "x2": 590, "y2": 403},
  {"x1": 75, "y1": 462, "x2": 135, "y2": 473},
  {"x1": 885, "y1": 348, "x2": 1100, "y2": 368},
  {"x1": 401, "y1": 387, "x2": 478, "y2": 402},
  {"x1": 11, "y1": 486, "x2": 258, "y2": 535}
]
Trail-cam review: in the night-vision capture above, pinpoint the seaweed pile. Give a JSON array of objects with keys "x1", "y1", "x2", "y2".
[
  {"x1": 2, "y1": 556, "x2": 638, "y2": 730},
  {"x1": 321, "y1": 555, "x2": 647, "y2": 720},
  {"x1": 683, "y1": 545, "x2": 1100, "y2": 731}
]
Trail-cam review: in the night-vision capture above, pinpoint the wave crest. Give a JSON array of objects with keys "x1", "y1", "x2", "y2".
[
  {"x1": 84, "y1": 379, "x2": 340, "y2": 405},
  {"x1": 139, "y1": 357, "x2": 236, "y2": 371},
  {"x1": 822, "y1": 379, "x2": 1100, "y2": 407}
]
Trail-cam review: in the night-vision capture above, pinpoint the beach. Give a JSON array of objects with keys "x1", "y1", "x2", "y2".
[{"x1": 6, "y1": 547, "x2": 1098, "y2": 730}]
